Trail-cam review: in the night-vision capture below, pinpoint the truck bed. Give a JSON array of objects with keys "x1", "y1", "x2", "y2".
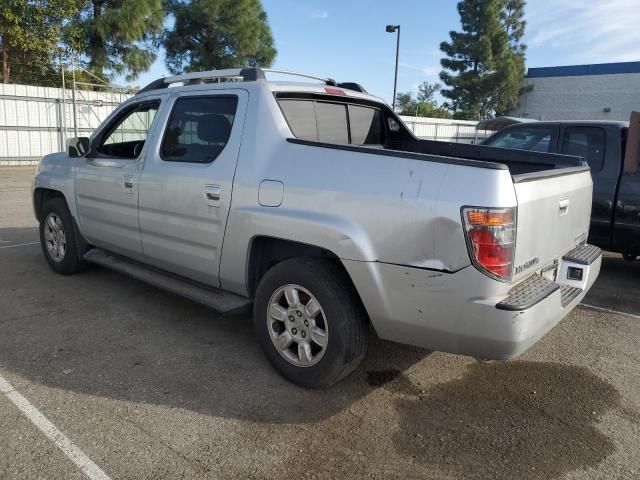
[
  {"x1": 288, "y1": 137, "x2": 587, "y2": 177},
  {"x1": 397, "y1": 139, "x2": 587, "y2": 176}
]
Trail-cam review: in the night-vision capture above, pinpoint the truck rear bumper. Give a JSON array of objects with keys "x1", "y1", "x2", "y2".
[{"x1": 342, "y1": 245, "x2": 601, "y2": 359}]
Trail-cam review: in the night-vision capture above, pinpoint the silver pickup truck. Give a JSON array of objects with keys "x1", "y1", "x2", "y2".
[{"x1": 33, "y1": 67, "x2": 602, "y2": 387}]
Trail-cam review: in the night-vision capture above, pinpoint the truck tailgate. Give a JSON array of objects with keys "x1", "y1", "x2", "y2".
[{"x1": 512, "y1": 168, "x2": 593, "y2": 282}]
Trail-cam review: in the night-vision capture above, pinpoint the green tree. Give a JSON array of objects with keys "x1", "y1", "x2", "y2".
[
  {"x1": 65, "y1": 0, "x2": 164, "y2": 80},
  {"x1": 501, "y1": 0, "x2": 526, "y2": 52},
  {"x1": 416, "y1": 81, "x2": 440, "y2": 103},
  {"x1": 163, "y1": 0, "x2": 276, "y2": 74},
  {"x1": 395, "y1": 88, "x2": 450, "y2": 119},
  {"x1": 439, "y1": 0, "x2": 527, "y2": 119},
  {"x1": 496, "y1": 0, "x2": 527, "y2": 114},
  {"x1": 0, "y1": 0, "x2": 77, "y2": 84},
  {"x1": 395, "y1": 92, "x2": 414, "y2": 113}
]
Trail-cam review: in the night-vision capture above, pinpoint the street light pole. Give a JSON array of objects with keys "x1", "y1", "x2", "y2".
[{"x1": 386, "y1": 24, "x2": 400, "y2": 111}]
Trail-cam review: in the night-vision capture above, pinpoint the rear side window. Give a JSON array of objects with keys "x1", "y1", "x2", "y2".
[
  {"x1": 486, "y1": 127, "x2": 552, "y2": 152},
  {"x1": 561, "y1": 127, "x2": 606, "y2": 172},
  {"x1": 349, "y1": 105, "x2": 383, "y2": 145},
  {"x1": 316, "y1": 102, "x2": 348, "y2": 144},
  {"x1": 161, "y1": 96, "x2": 238, "y2": 163},
  {"x1": 278, "y1": 98, "x2": 384, "y2": 146},
  {"x1": 279, "y1": 100, "x2": 316, "y2": 139}
]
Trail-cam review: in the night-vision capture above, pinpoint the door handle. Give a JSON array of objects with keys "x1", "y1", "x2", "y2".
[
  {"x1": 123, "y1": 175, "x2": 134, "y2": 193},
  {"x1": 205, "y1": 184, "x2": 221, "y2": 205},
  {"x1": 559, "y1": 198, "x2": 569, "y2": 215}
]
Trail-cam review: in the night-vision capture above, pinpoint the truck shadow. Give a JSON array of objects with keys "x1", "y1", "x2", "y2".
[
  {"x1": 584, "y1": 252, "x2": 640, "y2": 314},
  {"x1": 0, "y1": 227, "x2": 428, "y2": 423},
  {"x1": 0, "y1": 227, "x2": 634, "y2": 479}
]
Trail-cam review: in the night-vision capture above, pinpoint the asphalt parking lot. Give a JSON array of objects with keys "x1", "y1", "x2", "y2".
[{"x1": 1, "y1": 166, "x2": 639, "y2": 480}]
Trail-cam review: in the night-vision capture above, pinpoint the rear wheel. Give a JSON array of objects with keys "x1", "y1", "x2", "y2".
[
  {"x1": 39, "y1": 198, "x2": 87, "y2": 275},
  {"x1": 253, "y1": 257, "x2": 369, "y2": 388}
]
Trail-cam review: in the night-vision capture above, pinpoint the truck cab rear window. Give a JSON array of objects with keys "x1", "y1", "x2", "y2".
[
  {"x1": 279, "y1": 99, "x2": 383, "y2": 146},
  {"x1": 561, "y1": 127, "x2": 606, "y2": 172}
]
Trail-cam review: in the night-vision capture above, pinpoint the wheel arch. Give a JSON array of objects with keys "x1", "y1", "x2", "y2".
[
  {"x1": 35, "y1": 188, "x2": 91, "y2": 257},
  {"x1": 33, "y1": 188, "x2": 67, "y2": 223},
  {"x1": 246, "y1": 236, "x2": 339, "y2": 296},
  {"x1": 245, "y1": 236, "x2": 369, "y2": 323}
]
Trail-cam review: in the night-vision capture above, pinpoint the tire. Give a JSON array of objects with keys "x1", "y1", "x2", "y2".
[
  {"x1": 39, "y1": 198, "x2": 87, "y2": 275},
  {"x1": 253, "y1": 257, "x2": 369, "y2": 388}
]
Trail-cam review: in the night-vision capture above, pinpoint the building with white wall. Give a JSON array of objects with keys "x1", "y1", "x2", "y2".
[{"x1": 511, "y1": 61, "x2": 640, "y2": 122}]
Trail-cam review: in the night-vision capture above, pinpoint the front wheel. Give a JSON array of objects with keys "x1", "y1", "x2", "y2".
[
  {"x1": 253, "y1": 257, "x2": 369, "y2": 388},
  {"x1": 39, "y1": 198, "x2": 87, "y2": 275}
]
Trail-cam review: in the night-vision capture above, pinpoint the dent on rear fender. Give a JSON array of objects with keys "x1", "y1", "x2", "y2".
[{"x1": 231, "y1": 206, "x2": 378, "y2": 261}]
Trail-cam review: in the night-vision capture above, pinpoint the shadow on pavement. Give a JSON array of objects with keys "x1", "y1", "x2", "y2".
[
  {"x1": 2, "y1": 226, "x2": 636, "y2": 478},
  {"x1": 384, "y1": 361, "x2": 628, "y2": 480},
  {"x1": 584, "y1": 253, "x2": 640, "y2": 314},
  {"x1": 0, "y1": 226, "x2": 429, "y2": 424}
]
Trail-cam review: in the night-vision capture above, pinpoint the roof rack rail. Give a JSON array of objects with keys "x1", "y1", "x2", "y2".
[
  {"x1": 261, "y1": 68, "x2": 337, "y2": 86},
  {"x1": 137, "y1": 68, "x2": 264, "y2": 94},
  {"x1": 136, "y1": 67, "x2": 367, "y2": 95}
]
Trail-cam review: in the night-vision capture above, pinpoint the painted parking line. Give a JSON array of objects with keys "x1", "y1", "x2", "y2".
[
  {"x1": 579, "y1": 303, "x2": 640, "y2": 320},
  {"x1": 0, "y1": 241, "x2": 39, "y2": 249},
  {"x1": 0, "y1": 374, "x2": 111, "y2": 480}
]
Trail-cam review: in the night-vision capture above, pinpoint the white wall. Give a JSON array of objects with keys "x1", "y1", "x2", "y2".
[
  {"x1": 399, "y1": 116, "x2": 486, "y2": 143},
  {"x1": 512, "y1": 73, "x2": 640, "y2": 122},
  {"x1": 0, "y1": 83, "x2": 130, "y2": 160},
  {"x1": 0, "y1": 83, "x2": 485, "y2": 162}
]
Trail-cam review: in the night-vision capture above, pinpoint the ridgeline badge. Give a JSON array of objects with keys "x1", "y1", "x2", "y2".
[{"x1": 514, "y1": 257, "x2": 539, "y2": 275}]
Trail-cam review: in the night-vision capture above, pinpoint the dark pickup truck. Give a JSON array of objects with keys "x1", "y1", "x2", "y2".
[{"x1": 483, "y1": 114, "x2": 640, "y2": 260}]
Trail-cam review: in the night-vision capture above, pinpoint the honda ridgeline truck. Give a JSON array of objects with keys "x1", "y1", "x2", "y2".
[{"x1": 33, "y1": 68, "x2": 602, "y2": 387}]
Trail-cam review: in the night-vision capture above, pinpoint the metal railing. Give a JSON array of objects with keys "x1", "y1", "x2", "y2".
[{"x1": 399, "y1": 115, "x2": 493, "y2": 144}]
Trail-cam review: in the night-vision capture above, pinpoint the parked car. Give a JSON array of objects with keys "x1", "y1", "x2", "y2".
[
  {"x1": 483, "y1": 116, "x2": 640, "y2": 260},
  {"x1": 33, "y1": 68, "x2": 601, "y2": 387}
]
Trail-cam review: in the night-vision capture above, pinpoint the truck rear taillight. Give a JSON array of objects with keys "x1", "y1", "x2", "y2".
[{"x1": 462, "y1": 207, "x2": 516, "y2": 281}]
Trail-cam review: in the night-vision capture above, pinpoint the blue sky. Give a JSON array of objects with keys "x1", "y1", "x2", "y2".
[{"x1": 121, "y1": 0, "x2": 640, "y2": 104}]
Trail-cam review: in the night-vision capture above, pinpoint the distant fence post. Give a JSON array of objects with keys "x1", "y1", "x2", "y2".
[
  {"x1": 60, "y1": 64, "x2": 67, "y2": 149},
  {"x1": 55, "y1": 99, "x2": 64, "y2": 152},
  {"x1": 71, "y1": 60, "x2": 78, "y2": 138}
]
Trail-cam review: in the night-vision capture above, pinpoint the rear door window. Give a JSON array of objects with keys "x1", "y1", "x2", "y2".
[
  {"x1": 486, "y1": 127, "x2": 553, "y2": 152},
  {"x1": 561, "y1": 127, "x2": 606, "y2": 172},
  {"x1": 161, "y1": 96, "x2": 238, "y2": 163}
]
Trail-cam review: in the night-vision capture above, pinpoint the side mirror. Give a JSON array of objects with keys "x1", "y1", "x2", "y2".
[{"x1": 67, "y1": 137, "x2": 90, "y2": 158}]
